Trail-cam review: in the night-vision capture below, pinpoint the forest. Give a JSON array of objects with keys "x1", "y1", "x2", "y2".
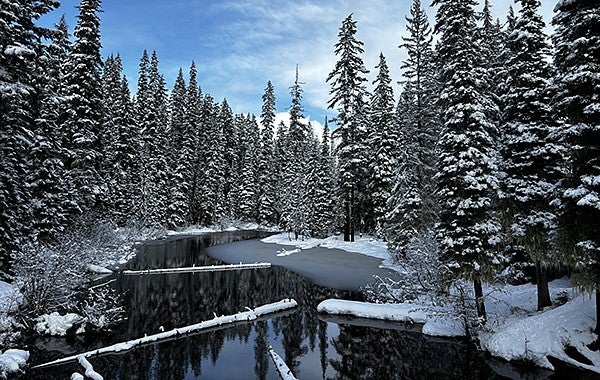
[{"x1": 1, "y1": 0, "x2": 599, "y2": 358}]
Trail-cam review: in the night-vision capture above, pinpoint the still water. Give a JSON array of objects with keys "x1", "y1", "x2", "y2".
[{"x1": 27, "y1": 232, "x2": 528, "y2": 379}]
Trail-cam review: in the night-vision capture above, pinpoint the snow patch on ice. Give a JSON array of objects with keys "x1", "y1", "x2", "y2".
[{"x1": 262, "y1": 233, "x2": 390, "y2": 261}]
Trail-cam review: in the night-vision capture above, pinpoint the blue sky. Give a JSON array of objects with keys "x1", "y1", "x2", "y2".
[{"x1": 40, "y1": 0, "x2": 556, "y2": 127}]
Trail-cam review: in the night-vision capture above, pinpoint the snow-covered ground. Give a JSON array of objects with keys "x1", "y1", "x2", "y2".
[
  {"x1": 264, "y1": 233, "x2": 599, "y2": 374},
  {"x1": 167, "y1": 222, "x2": 279, "y2": 236},
  {"x1": 262, "y1": 233, "x2": 390, "y2": 261}
]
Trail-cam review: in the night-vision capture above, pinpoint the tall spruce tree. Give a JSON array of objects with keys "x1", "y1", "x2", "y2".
[
  {"x1": 327, "y1": 14, "x2": 370, "y2": 242},
  {"x1": 0, "y1": 0, "x2": 59, "y2": 273},
  {"x1": 60, "y1": 0, "x2": 104, "y2": 211},
  {"x1": 368, "y1": 53, "x2": 396, "y2": 236},
  {"x1": 313, "y1": 119, "x2": 336, "y2": 237},
  {"x1": 257, "y1": 81, "x2": 277, "y2": 224},
  {"x1": 386, "y1": 0, "x2": 438, "y2": 257},
  {"x1": 501, "y1": 0, "x2": 562, "y2": 311},
  {"x1": 433, "y1": 0, "x2": 502, "y2": 322},
  {"x1": 552, "y1": 0, "x2": 600, "y2": 333}
]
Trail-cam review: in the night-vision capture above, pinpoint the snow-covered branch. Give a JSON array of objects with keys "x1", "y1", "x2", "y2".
[
  {"x1": 33, "y1": 299, "x2": 298, "y2": 369},
  {"x1": 122, "y1": 262, "x2": 271, "y2": 275}
]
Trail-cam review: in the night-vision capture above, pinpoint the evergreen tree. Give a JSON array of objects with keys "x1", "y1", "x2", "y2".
[
  {"x1": 185, "y1": 61, "x2": 202, "y2": 224},
  {"x1": 501, "y1": 0, "x2": 562, "y2": 311},
  {"x1": 28, "y1": 14, "x2": 75, "y2": 241},
  {"x1": 313, "y1": 119, "x2": 336, "y2": 237},
  {"x1": 552, "y1": 0, "x2": 600, "y2": 333},
  {"x1": 0, "y1": 0, "x2": 59, "y2": 273},
  {"x1": 386, "y1": 0, "x2": 438, "y2": 257},
  {"x1": 433, "y1": 0, "x2": 502, "y2": 322},
  {"x1": 368, "y1": 53, "x2": 396, "y2": 236},
  {"x1": 60, "y1": 0, "x2": 104, "y2": 211},
  {"x1": 257, "y1": 81, "x2": 277, "y2": 224},
  {"x1": 327, "y1": 13, "x2": 370, "y2": 242},
  {"x1": 166, "y1": 68, "x2": 189, "y2": 229},
  {"x1": 219, "y1": 99, "x2": 238, "y2": 219}
]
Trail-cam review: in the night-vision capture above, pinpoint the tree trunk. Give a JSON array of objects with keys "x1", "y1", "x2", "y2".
[
  {"x1": 535, "y1": 260, "x2": 552, "y2": 311},
  {"x1": 473, "y1": 276, "x2": 486, "y2": 323},
  {"x1": 350, "y1": 185, "x2": 355, "y2": 242},
  {"x1": 344, "y1": 196, "x2": 350, "y2": 242},
  {"x1": 595, "y1": 290, "x2": 600, "y2": 336}
]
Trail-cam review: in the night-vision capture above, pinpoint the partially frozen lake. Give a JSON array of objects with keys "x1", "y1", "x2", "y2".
[{"x1": 26, "y1": 231, "x2": 539, "y2": 379}]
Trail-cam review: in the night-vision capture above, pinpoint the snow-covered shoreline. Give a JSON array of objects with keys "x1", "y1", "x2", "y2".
[{"x1": 264, "y1": 233, "x2": 599, "y2": 374}]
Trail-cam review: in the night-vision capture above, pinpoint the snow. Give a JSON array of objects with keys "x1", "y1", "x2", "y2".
[
  {"x1": 123, "y1": 262, "x2": 271, "y2": 275},
  {"x1": 0, "y1": 281, "x2": 22, "y2": 313},
  {"x1": 262, "y1": 233, "x2": 390, "y2": 261},
  {"x1": 78, "y1": 355, "x2": 103, "y2": 380},
  {"x1": 71, "y1": 373, "x2": 85, "y2": 380},
  {"x1": 317, "y1": 299, "x2": 465, "y2": 337},
  {"x1": 268, "y1": 347, "x2": 298, "y2": 380},
  {"x1": 0, "y1": 349, "x2": 29, "y2": 378},
  {"x1": 480, "y1": 290, "x2": 600, "y2": 373},
  {"x1": 35, "y1": 312, "x2": 86, "y2": 336},
  {"x1": 86, "y1": 264, "x2": 113, "y2": 274},
  {"x1": 34, "y1": 299, "x2": 298, "y2": 369},
  {"x1": 167, "y1": 222, "x2": 279, "y2": 236}
]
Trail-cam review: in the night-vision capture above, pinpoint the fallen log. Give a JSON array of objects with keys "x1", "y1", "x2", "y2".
[
  {"x1": 268, "y1": 347, "x2": 298, "y2": 380},
  {"x1": 33, "y1": 299, "x2": 298, "y2": 369},
  {"x1": 123, "y1": 262, "x2": 271, "y2": 275}
]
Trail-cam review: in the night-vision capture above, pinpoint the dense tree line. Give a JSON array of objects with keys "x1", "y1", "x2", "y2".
[{"x1": 1, "y1": 0, "x2": 599, "y2": 330}]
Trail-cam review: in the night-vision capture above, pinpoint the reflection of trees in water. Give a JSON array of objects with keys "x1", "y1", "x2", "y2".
[
  {"x1": 328, "y1": 324, "x2": 499, "y2": 380},
  {"x1": 29, "y1": 234, "x2": 502, "y2": 379}
]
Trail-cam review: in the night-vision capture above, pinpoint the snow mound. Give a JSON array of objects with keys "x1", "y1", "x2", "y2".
[
  {"x1": 317, "y1": 299, "x2": 465, "y2": 337},
  {"x1": 262, "y1": 233, "x2": 390, "y2": 260},
  {"x1": 35, "y1": 312, "x2": 86, "y2": 336},
  {"x1": 0, "y1": 349, "x2": 29, "y2": 378},
  {"x1": 480, "y1": 294, "x2": 600, "y2": 373}
]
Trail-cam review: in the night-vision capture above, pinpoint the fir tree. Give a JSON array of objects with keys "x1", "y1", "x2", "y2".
[
  {"x1": 257, "y1": 81, "x2": 277, "y2": 225},
  {"x1": 327, "y1": 14, "x2": 370, "y2": 242},
  {"x1": 60, "y1": 0, "x2": 105, "y2": 211},
  {"x1": 386, "y1": 0, "x2": 438, "y2": 258},
  {"x1": 501, "y1": 0, "x2": 562, "y2": 311},
  {"x1": 433, "y1": 0, "x2": 502, "y2": 322},
  {"x1": 368, "y1": 53, "x2": 396, "y2": 236},
  {"x1": 313, "y1": 119, "x2": 336, "y2": 237},
  {"x1": 552, "y1": 0, "x2": 600, "y2": 333}
]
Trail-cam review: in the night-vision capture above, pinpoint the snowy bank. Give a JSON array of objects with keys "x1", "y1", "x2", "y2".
[
  {"x1": 262, "y1": 233, "x2": 390, "y2": 261},
  {"x1": 35, "y1": 312, "x2": 86, "y2": 336},
  {"x1": 0, "y1": 349, "x2": 29, "y2": 378},
  {"x1": 317, "y1": 299, "x2": 465, "y2": 337},
  {"x1": 167, "y1": 223, "x2": 279, "y2": 236},
  {"x1": 480, "y1": 293, "x2": 600, "y2": 373},
  {"x1": 34, "y1": 299, "x2": 298, "y2": 369}
]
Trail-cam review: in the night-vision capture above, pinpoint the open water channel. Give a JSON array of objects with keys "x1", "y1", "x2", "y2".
[{"x1": 26, "y1": 231, "x2": 566, "y2": 379}]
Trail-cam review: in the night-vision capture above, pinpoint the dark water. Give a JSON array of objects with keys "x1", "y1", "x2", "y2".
[{"x1": 26, "y1": 232, "x2": 556, "y2": 379}]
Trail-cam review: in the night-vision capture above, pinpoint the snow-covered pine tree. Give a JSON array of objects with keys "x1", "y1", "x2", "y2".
[
  {"x1": 196, "y1": 95, "x2": 226, "y2": 225},
  {"x1": 313, "y1": 119, "x2": 336, "y2": 237},
  {"x1": 257, "y1": 81, "x2": 277, "y2": 225},
  {"x1": 0, "y1": 0, "x2": 59, "y2": 274},
  {"x1": 386, "y1": 0, "x2": 439, "y2": 258},
  {"x1": 327, "y1": 14, "x2": 370, "y2": 242},
  {"x1": 60, "y1": 0, "x2": 105, "y2": 211},
  {"x1": 369, "y1": 53, "x2": 396, "y2": 237},
  {"x1": 272, "y1": 120, "x2": 289, "y2": 226},
  {"x1": 219, "y1": 99, "x2": 238, "y2": 219},
  {"x1": 433, "y1": 0, "x2": 502, "y2": 322},
  {"x1": 500, "y1": 0, "x2": 563, "y2": 311},
  {"x1": 185, "y1": 61, "x2": 202, "y2": 224},
  {"x1": 166, "y1": 68, "x2": 189, "y2": 229},
  {"x1": 28, "y1": 14, "x2": 76, "y2": 242},
  {"x1": 552, "y1": 0, "x2": 600, "y2": 333},
  {"x1": 137, "y1": 50, "x2": 170, "y2": 226},
  {"x1": 237, "y1": 117, "x2": 260, "y2": 222}
]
